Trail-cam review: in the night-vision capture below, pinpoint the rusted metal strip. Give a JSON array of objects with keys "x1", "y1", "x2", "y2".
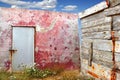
[
  {"x1": 87, "y1": 70, "x2": 99, "y2": 78},
  {"x1": 106, "y1": 0, "x2": 110, "y2": 7},
  {"x1": 110, "y1": 31, "x2": 116, "y2": 80}
]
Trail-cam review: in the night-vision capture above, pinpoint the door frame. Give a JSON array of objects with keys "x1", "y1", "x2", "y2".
[{"x1": 10, "y1": 26, "x2": 36, "y2": 72}]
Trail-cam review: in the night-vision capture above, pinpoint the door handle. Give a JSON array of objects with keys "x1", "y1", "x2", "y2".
[{"x1": 9, "y1": 49, "x2": 17, "y2": 53}]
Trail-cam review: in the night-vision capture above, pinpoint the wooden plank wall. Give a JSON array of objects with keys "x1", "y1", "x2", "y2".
[
  {"x1": 105, "y1": 4, "x2": 120, "y2": 79},
  {"x1": 80, "y1": 12, "x2": 113, "y2": 80},
  {"x1": 79, "y1": 1, "x2": 120, "y2": 80}
]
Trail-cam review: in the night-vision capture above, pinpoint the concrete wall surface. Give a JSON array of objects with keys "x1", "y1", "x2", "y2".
[{"x1": 0, "y1": 7, "x2": 80, "y2": 71}]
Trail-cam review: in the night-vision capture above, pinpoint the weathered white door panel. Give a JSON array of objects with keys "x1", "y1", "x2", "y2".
[{"x1": 12, "y1": 27, "x2": 34, "y2": 71}]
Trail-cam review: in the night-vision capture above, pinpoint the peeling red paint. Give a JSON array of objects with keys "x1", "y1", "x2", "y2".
[
  {"x1": 0, "y1": 7, "x2": 79, "y2": 70},
  {"x1": 75, "y1": 47, "x2": 79, "y2": 51},
  {"x1": 0, "y1": 29, "x2": 12, "y2": 50},
  {"x1": 40, "y1": 12, "x2": 52, "y2": 28},
  {"x1": 4, "y1": 60, "x2": 11, "y2": 71}
]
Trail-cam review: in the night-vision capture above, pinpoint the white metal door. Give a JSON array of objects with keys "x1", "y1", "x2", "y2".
[{"x1": 12, "y1": 27, "x2": 34, "y2": 71}]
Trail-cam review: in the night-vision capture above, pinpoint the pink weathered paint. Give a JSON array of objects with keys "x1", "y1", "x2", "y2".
[{"x1": 0, "y1": 7, "x2": 79, "y2": 70}]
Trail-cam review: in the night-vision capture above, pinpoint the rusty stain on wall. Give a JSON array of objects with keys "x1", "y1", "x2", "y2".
[
  {"x1": 106, "y1": 0, "x2": 110, "y2": 7},
  {"x1": 0, "y1": 7, "x2": 80, "y2": 70},
  {"x1": 110, "y1": 31, "x2": 116, "y2": 80},
  {"x1": 110, "y1": 31, "x2": 117, "y2": 80},
  {"x1": 87, "y1": 70, "x2": 99, "y2": 78},
  {"x1": 79, "y1": 0, "x2": 120, "y2": 80}
]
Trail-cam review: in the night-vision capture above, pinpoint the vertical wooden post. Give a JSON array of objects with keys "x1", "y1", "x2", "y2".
[{"x1": 88, "y1": 42, "x2": 93, "y2": 66}]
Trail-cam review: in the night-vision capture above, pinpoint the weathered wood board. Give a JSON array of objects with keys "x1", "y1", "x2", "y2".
[
  {"x1": 115, "y1": 41, "x2": 120, "y2": 53},
  {"x1": 93, "y1": 40, "x2": 112, "y2": 51},
  {"x1": 93, "y1": 49, "x2": 112, "y2": 62},
  {"x1": 105, "y1": 5, "x2": 120, "y2": 16},
  {"x1": 82, "y1": 23, "x2": 111, "y2": 33},
  {"x1": 82, "y1": 31, "x2": 111, "y2": 39},
  {"x1": 81, "y1": 17, "x2": 112, "y2": 28},
  {"x1": 113, "y1": 15, "x2": 120, "y2": 30},
  {"x1": 109, "y1": 0, "x2": 120, "y2": 7},
  {"x1": 79, "y1": 1, "x2": 108, "y2": 18},
  {"x1": 81, "y1": 39, "x2": 92, "y2": 49},
  {"x1": 81, "y1": 12, "x2": 106, "y2": 23},
  {"x1": 79, "y1": 1, "x2": 120, "y2": 79}
]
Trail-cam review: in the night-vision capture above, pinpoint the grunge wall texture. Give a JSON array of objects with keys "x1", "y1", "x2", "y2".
[
  {"x1": 79, "y1": 0, "x2": 120, "y2": 80},
  {"x1": 0, "y1": 7, "x2": 80, "y2": 70}
]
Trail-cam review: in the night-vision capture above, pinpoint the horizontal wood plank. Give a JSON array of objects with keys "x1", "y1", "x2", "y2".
[
  {"x1": 109, "y1": 0, "x2": 120, "y2": 7},
  {"x1": 93, "y1": 40, "x2": 112, "y2": 51},
  {"x1": 115, "y1": 41, "x2": 120, "y2": 53},
  {"x1": 82, "y1": 23, "x2": 111, "y2": 33},
  {"x1": 81, "y1": 47, "x2": 113, "y2": 62},
  {"x1": 80, "y1": 11, "x2": 106, "y2": 23},
  {"x1": 92, "y1": 58, "x2": 113, "y2": 68},
  {"x1": 79, "y1": 1, "x2": 108, "y2": 18},
  {"x1": 81, "y1": 51, "x2": 113, "y2": 68},
  {"x1": 105, "y1": 5, "x2": 120, "y2": 16},
  {"x1": 81, "y1": 39, "x2": 93, "y2": 49},
  {"x1": 115, "y1": 53, "x2": 120, "y2": 62},
  {"x1": 82, "y1": 31, "x2": 111, "y2": 39},
  {"x1": 93, "y1": 49, "x2": 112, "y2": 62},
  {"x1": 81, "y1": 17, "x2": 112, "y2": 28},
  {"x1": 113, "y1": 15, "x2": 120, "y2": 30}
]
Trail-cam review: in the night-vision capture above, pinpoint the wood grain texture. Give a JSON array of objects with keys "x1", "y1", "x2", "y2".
[
  {"x1": 109, "y1": 0, "x2": 120, "y2": 7},
  {"x1": 93, "y1": 40, "x2": 112, "y2": 51},
  {"x1": 113, "y1": 15, "x2": 120, "y2": 31},
  {"x1": 82, "y1": 23, "x2": 111, "y2": 33},
  {"x1": 82, "y1": 31, "x2": 111, "y2": 40},
  {"x1": 79, "y1": 1, "x2": 108, "y2": 18},
  {"x1": 105, "y1": 5, "x2": 120, "y2": 16},
  {"x1": 81, "y1": 17, "x2": 112, "y2": 28}
]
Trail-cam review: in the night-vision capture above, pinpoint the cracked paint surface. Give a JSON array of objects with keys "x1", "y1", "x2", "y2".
[{"x1": 0, "y1": 7, "x2": 80, "y2": 70}]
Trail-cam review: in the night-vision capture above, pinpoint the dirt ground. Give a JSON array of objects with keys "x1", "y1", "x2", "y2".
[{"x1": 31, "y1": 70, "x2": 94, "y2": 80}]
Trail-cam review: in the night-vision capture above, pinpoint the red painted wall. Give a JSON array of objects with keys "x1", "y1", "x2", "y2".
[{"x1": 0, "y1": 7, "x2": 80, "y2": 70}]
